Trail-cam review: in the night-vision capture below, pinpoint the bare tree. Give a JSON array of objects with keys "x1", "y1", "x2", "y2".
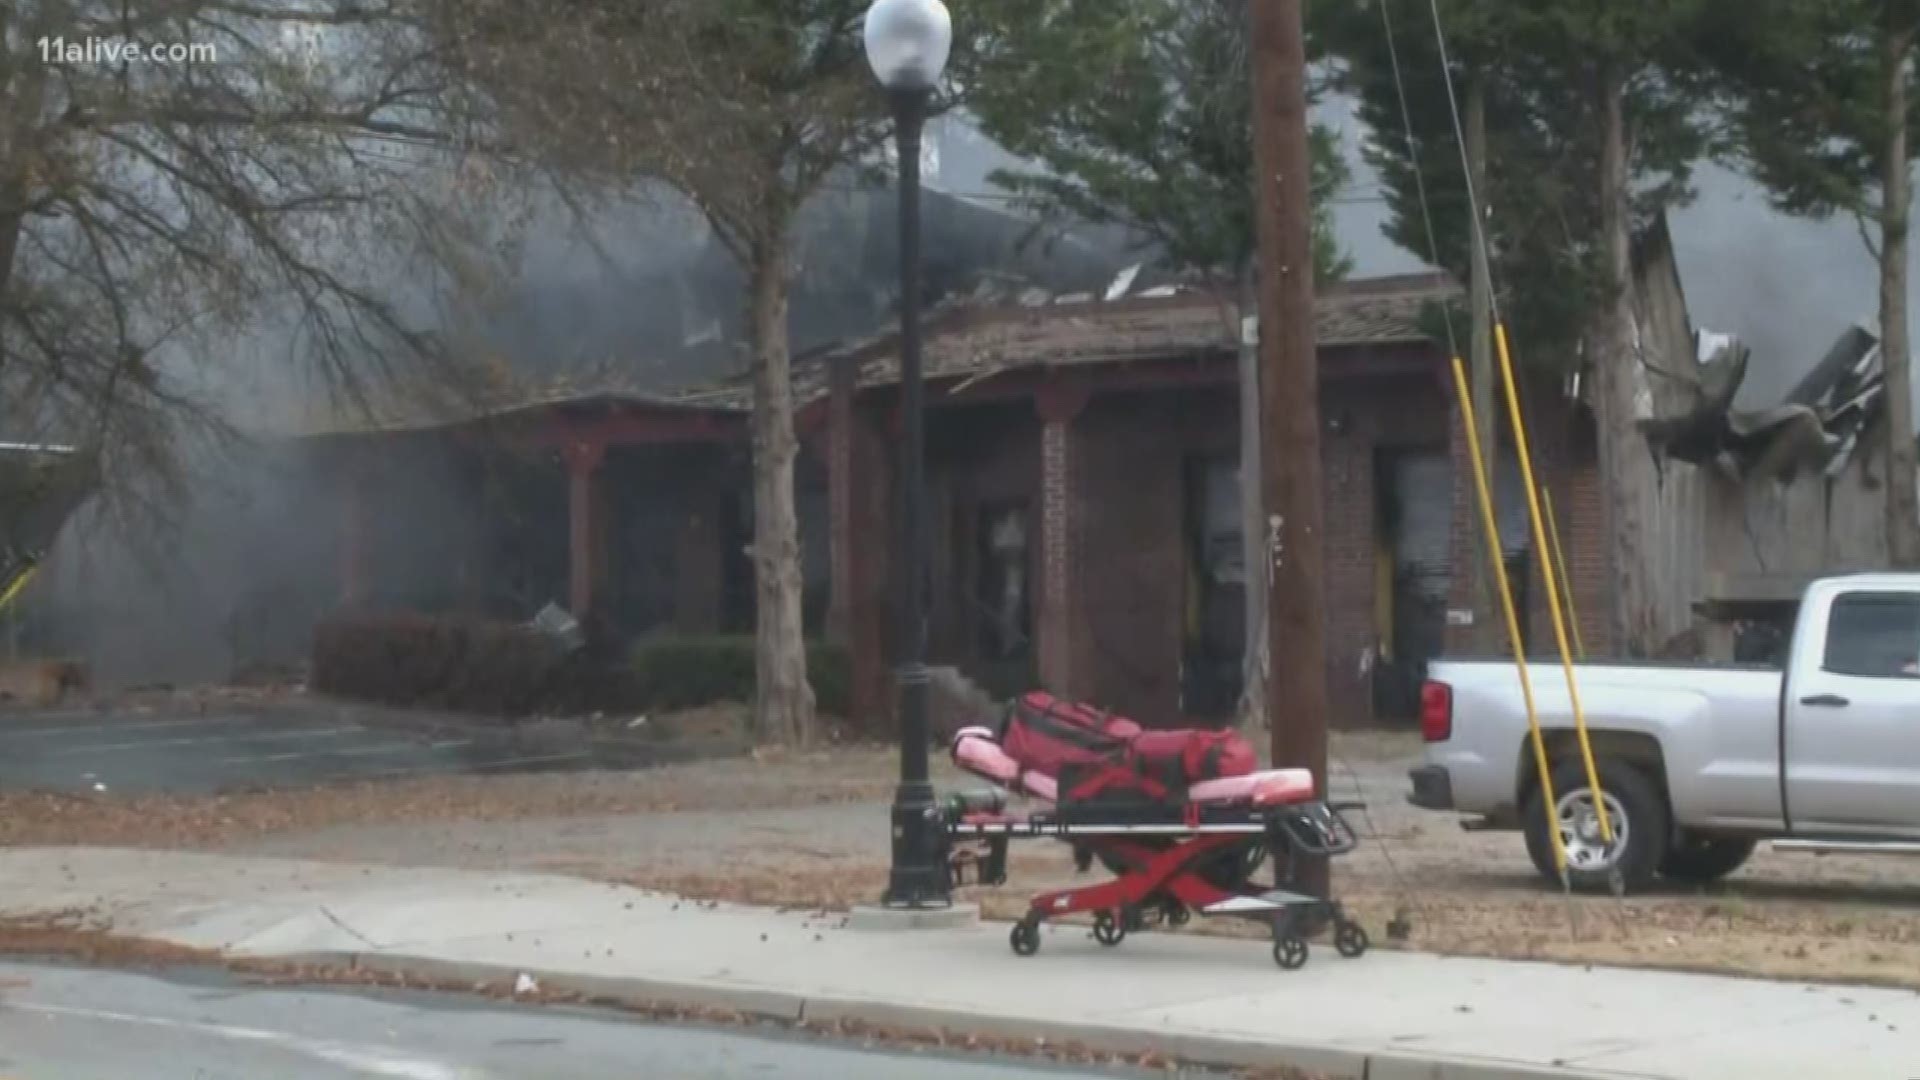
[
  {"x1": 0, "y1": 0, "x2": 493, "y2": 526},
  {"x1": 428, "y1": 0, "x2": 1100, "y2": 746}
]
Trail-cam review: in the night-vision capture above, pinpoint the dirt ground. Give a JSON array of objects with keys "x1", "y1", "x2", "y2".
[{"x1": 8, "y1": 732, "x2": 1920, "y2": 989}]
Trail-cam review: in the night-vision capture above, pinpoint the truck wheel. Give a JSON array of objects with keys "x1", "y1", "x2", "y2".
[
  {"x1": 1522, "y1": 759, "x2": 1669, "y2": 894},
  {"x1": 1659, "y1": 836, "x2": 1756, "y2": 885}
]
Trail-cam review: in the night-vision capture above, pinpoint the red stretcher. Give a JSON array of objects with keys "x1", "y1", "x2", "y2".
[{"x1": 937, "y1": 694, "x2": 1369, "y2": 971}]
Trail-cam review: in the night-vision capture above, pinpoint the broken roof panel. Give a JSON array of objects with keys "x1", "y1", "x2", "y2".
[
  {"x1": 1642, "y1": 323, "x2": 1891, "y2": 484},
  {"x1": 677, "y1": 272, "x2": 1462, "y2": 412}
]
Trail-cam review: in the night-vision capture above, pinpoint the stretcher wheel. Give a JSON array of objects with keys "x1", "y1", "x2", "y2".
[
  {"x1": 1093, "y1": 910, "x2": 1126, "y2": 947},
  {"x1": 1010, "y1": 919, "x2": 1041, "y2": 957},
  {"x1": 1334, "y1": 921, "x2": 1370, "y2": 959},
  {"x1": 1273, "y1": 936, "x2": 1309, "y2": 971}
]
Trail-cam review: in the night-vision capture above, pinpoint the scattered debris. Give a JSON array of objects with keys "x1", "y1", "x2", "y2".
[{"x1": 513, "y1": 972, "x2": 539, "y2": 995}]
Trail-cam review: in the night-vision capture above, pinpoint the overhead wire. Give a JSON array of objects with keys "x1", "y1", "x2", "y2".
[
  {"x1": 1376, "y1": 0, "x2": 1572, "y2": 900},
  {"x1": 1421, "y1": 0, "x2": 1615, "y2": 868}
]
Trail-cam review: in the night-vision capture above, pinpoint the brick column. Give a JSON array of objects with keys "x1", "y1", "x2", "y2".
[
  {"x1": 1317, "y1": 391, "x2": 1376, "y2": 726},
  {"x1": 1035, "y1": 383, "x2": 1090, "y2": 695},
  {"x1": 1443, "y1": 374, "x2": 1486, "y2": 656},
  {"x1": 563, "y1": 439, "x2": 608, "y2": 618},
  {"x1": 849, "y1": 399, "x2": 895, "y2": 734}
]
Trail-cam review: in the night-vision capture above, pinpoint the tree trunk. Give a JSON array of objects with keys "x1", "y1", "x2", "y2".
[
  {"x1": 1591, "y1": 63, "x2": 1657, "y2": 656},
  {"x1": 1465, "y1": 73, "x2": 1499, "y2": 652},
  {"x1": 1881, "y1": 20, "x2": 1920, "y2": 568},
  {"x1": 747, "y1": 230, "x2": 817, "y2": 746},
  {"x1": 1236, "y1": 258, "x2": 1269, "y2": 730}
]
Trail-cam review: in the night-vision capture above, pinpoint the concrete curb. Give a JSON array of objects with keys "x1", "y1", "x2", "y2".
[{"x1": 271, "y1": 949, "x2": 1656, "y2": 1080}]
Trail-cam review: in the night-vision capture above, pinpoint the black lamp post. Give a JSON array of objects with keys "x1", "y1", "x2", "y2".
[{"x1": 865, "y1": 0, "x2": 953, "y2": 909}]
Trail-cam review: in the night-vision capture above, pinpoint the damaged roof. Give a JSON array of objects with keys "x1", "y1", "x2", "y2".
[
  {"x1": 289, "y1": 271, "x2": 1460, "y2": 439},
  {"x1": 1640, "y1": 323, "x2": 1888, "y2": 484},
  {"x1": 677, "y1": 271, "x2": 1462, "y2": 412}
]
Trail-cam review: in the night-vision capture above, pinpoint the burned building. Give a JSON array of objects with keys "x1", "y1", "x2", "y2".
[{"x1": 228, "y1": 270, "x2": 1617, "y2": 728}]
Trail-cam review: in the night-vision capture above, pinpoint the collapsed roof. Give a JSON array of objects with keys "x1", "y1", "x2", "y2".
[{"x1": 1639, "y1": 324, "x2": 1888, "y2": 484}]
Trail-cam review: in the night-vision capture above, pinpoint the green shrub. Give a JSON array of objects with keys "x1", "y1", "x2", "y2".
[
  {"x1": 313, "y1": 615, "x2": 850, "y2": 721},
  {"x1": 806, "y1": 641, "x2": 851, "y2": 718},
  {"x1": 313, "y1": 610, "x2": 572, "y2": 717},
  {"x1": 628, "y1": 635, "x2": 851, "y2": 716}
]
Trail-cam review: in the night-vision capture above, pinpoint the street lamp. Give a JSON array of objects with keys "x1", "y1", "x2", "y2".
[{"x1": 865, "y1": 0, "x2": 952, "y2": 910}]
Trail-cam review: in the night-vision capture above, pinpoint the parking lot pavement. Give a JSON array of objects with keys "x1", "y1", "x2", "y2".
[{"x1": 0, "y1": 702, "x2": 648, "y2": 796}]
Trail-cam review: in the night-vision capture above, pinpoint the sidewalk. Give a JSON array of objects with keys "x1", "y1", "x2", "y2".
[{"x1": 0, "y1": 848, "x2": 1913, "y2": 1080}]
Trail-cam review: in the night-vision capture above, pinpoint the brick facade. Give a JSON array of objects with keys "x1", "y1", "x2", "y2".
[
  {"x1": 1318, "y1": 384, "x2": 1379, "y2": 727},
  {"x1": 1441, "y1": 379, "x2": 1612, "y2": 661}
]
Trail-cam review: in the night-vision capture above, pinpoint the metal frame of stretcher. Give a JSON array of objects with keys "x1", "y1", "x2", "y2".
[{"x1": 941, "y1": 785, "x2": 1371, "y2": 971}]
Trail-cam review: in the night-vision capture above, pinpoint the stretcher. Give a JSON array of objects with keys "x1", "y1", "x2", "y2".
[{"x1": 940, "y1": 720, "x2": 1370, "y2": 970}]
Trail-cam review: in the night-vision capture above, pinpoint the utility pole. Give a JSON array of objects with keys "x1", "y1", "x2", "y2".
[
  {"x1": 1465, "y1": 74, "x2": 1499, "y2": 652},
  {"x1": 1249, "y1": 0, "x2": 1329, "y2": 896}
]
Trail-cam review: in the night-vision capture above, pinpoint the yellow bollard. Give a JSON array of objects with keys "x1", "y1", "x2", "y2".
[
  {"x1": 1494, "y1": 324, "x2": 1611, "y2": 844},
  {"x1": 1451, "y1": 358, "x2": 1568, "y2": 876}
]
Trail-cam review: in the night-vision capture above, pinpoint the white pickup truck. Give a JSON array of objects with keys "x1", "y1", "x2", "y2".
[{"x1": 1409, "y1": 573, "x2": 1920, "y2": 893}]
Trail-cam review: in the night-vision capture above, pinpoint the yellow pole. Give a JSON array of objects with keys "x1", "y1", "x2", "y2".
[
  {"x1": 1451, "y1": 358, "x2": 1567, "y2": 876},
  {"x1": 1495, "y1": 323, "x2": 1611, "y2": 842},
  {"x1": 1542, "y1": 488, "x2": 1585, "y2": 660},
  {"x1": 0, "y1": 567, "x2": 36, "y2": 611}
]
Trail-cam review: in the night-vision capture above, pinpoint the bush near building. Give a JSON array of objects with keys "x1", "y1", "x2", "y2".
[{"x1": 311, "y1": 612, "x2": 850, "y2": 721}]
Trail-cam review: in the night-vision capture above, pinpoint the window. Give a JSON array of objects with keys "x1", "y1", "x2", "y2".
[{"x1": 1822, "y1": 593, "x2": 1920, "y2": 679}]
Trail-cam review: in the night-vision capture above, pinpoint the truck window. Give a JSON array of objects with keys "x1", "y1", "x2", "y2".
[{"x1": 1823, "y1": 592, "x2": 1920, "y2": 679}]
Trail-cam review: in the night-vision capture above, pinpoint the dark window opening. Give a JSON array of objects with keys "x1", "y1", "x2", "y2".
[
  {"x1": 1182, "y1": 454, "x2": 1243, "y2": 720},
  {"x1": 967, "y1": 499, "x2": 1033, "y2": 698}
]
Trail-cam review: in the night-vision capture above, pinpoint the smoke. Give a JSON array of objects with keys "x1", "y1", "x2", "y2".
[
  {"x1": 18, "y1": 124, "x2": 1139, "y2": 689},
  {"x1": 1669, "y1": 162, "x2": 1899, "y2": 410}
]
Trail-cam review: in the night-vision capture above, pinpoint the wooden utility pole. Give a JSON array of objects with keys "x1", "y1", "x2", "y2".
[
  {"x1": 1249, "y1": 0, "x2": 1330, "y2": 896},
  {"x1": 1465, "y1": 75, "x2": 1499, "y2": 650}
]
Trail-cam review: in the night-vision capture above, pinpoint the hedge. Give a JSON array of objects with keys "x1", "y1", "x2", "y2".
[
  {"x1": 312, "y1": 612, "x2": 849, "y2": 720},
  {"x1": 629, "y1": 635, "x2": 850, "y2": 718}
]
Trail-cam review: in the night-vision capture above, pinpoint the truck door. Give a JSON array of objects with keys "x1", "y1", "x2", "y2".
[{"x1": 1784, "y1": 587, "x2": 1920, "y2": 834}]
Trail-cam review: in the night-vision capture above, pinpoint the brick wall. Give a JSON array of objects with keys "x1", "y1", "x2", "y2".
[
  {"x1": 1055, "y1": 377, "x2": 1449, "y2": 727},
  {"x1": 1433, "y1": 377, "x2": 1614, "y2": 662},
  {"x1": 828, "y1": 363, "x2": 1615, "y2": 731},
  {"x1": 1523, "y1": 391, "x2": 1613, "y2": 657},
  {"x1": 1071, "y1": 393, "x2": 1187, "y2": 721},
  {"x1": 1319, "y1": 384, "x2": 1378, "y2": 727}
]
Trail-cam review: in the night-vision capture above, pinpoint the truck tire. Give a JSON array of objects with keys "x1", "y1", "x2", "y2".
[
  {"x1": 1522, "y1": 758, "x2": 1669, "y2": 894},
  {"x1": 1659, "y1": 836, "x2": 1756, "y2": 885}
]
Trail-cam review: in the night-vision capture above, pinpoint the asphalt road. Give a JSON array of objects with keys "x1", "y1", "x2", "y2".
[
  {"x1": 0, "y1": 961, "x2": 1182, "y2": 1080},
  {"x1": 0, "y1": 702, "x2": 666, "y2": 795}
]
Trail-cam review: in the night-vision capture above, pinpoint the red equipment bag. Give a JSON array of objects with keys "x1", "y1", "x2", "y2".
[
  {"x1": 997, "y1": 691, "x2": 1130, "y2": 774},
  {"x1": 1127, "y1": 728, "x2": 1258, "y2": 790},
  {"x1": 999, "y1": 691, "x2": 1257, "y2": 798}
]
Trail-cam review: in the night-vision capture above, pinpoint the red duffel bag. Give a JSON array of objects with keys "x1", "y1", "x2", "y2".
[
  {"x1": 999, "y1": 690, "x2": 1254, "y2": 791},
  {"x1": 998, "y1": 691, "x2": 1132, "y2": 774},
  {"x1": 1127, "y1": 728, "x2": 1258, "y2": 789}
]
